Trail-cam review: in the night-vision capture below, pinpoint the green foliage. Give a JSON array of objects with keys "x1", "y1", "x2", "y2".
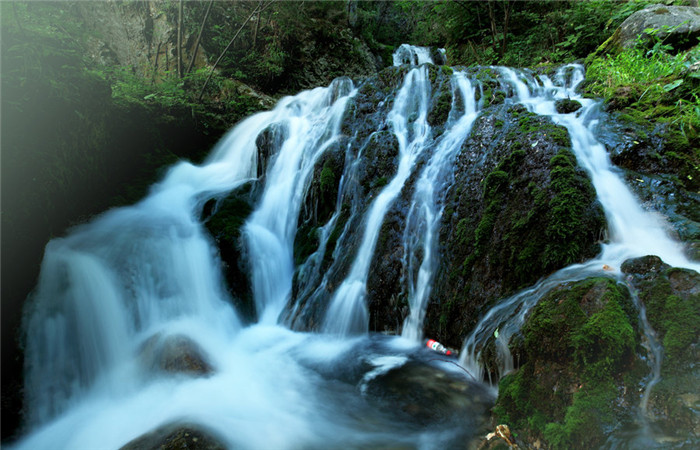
[
  {"x1": 397, "y1": 0, "x2": 668, "y2": 67},
  {"x1": 585, "y1": 39, "x2": 700, "y2": 189}
]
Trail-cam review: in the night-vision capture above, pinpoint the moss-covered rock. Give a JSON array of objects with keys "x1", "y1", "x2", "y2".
[
  {"x1": 621, "y1": 255, "x2": 700, "y2": 440},
  {"x1": 554, "y1": 98, "x2": 582, "y2": 114},
  {"x1": 203, "y1": 184, "x2": 256, "y2": 322},
  {"x1": 493, "y1": 277, "x2": 639, "y2": 449},
  {"x1": 425, "y1": 104, "x2": 605, "y2": 347}
]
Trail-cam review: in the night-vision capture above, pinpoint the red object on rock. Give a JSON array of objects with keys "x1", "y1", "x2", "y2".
[{"x1": 425, "y1": 339, "x2": 452, "y2": 356}]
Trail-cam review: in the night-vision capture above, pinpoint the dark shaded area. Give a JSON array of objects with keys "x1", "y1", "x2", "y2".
[{"x1": 0, "y1": 26, "x2": 236, "y2": 442}]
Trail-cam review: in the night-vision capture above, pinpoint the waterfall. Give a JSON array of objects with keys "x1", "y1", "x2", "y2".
[
  {"x1": 244, "y1": 78, "x2": 355, "y2": 324},
  {"x1": 322, "y1": 65, "x2": 432, "y2": 335},
  {"x1": 459, "y1": 63, "x2": 698, "y2": 388},
  {"x1": 13, "y1": 47, "x2": 698, "y2": 449},
  {"x1": 401, "y1": 71, "x2": 480, "y2": 341},
  {"x1": 392, "y1": 44, "x2": 435, "y2": 66}
]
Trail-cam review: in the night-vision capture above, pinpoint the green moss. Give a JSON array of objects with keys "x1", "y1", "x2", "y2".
[
  {"x1": 661, "y1": 294, "x2": 698, "y2": 363},
  {"x1": 640, "y1": 269, "x2": 700, "y2": 374},
  {"x1": 544, "y1": 149, "x2": 600, "y2": 269},
  {"x1": 205, "y1": 195, "x2": 253, "y2": 247},
  {"x1": 544, "y1": 381, "x2": 617, "y2": 449},
  {"x1": 495, "y1": 278, "x2": 637, "y2": 449},
  {"x1": 294, "y1": 225, "x2": 320, "y2": 265},
  {"x1": 372, "y1": 176, "x2": 389, "y2": 188},
  {"x1": 428, "y1": 86, "x2": 453, "y2": 127}
]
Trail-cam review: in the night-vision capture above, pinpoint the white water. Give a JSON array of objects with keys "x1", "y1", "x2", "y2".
[
  {"x1": 459, "y1": 64, "x2": 698, "y2": 412},
  {"x1": 401, "y1": 71, "x2": 480, "y2": 341},
  {"x1": 392, "y1": 44, "x2": 435, "y2": 66},
  {"x1": 245, "y1": 78, "x2": 355, "y2": 324},
  {"x1": 14, "y1": 52, "x2": 698, "y2": 449},
  {"x1": 323, "y1": 65, "x2": 432, "y2": 335}
]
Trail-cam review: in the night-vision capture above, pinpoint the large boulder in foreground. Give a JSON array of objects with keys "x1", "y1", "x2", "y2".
[
  {"x1": 601, "y1": 4, "x2": 700, "y2": 54},
  {"x1": 492, "y1": 277, "x2": 640, "y2": 449},
  {"x1": 621, "y1": 255, "x2": 700, "y2": 440},
  {"x1": 120, "y1": 423, "x2": 226, "y2": 450},
  {"x1": 492, "y1": 257, "x2": 699, "y2": 448}
]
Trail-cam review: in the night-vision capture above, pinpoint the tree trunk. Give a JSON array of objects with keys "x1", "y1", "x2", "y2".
[
  {"x1": 185, "y1": 0, "x2": 213, "y2": 76},
  {"x1": 177, "y1": 0, "x2": 183, "y2": 78},
  {"x1": 197, "y1": 2, "x2": 266, "y2": 102}
]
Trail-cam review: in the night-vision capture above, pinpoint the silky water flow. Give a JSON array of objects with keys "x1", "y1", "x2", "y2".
[{"x1": 14, "y1": 47, "x2": 698, "y2": 449}]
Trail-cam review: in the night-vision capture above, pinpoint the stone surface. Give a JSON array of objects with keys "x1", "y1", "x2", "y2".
[
  {"x1": 120, "y1": 423, "x2": 226, "y2": 450},
  {"x1": 140, "y1": 334, "x2": 214, "y2": 376},
  {"x1": 610, "y1": 4, "x2": 700, "y2": 53}
]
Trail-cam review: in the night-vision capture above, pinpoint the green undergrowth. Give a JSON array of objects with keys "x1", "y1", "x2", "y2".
[
  {"x1": 584, "y1": 41, "x2": 700, "y2": 189},
  {"x1": 494, "y1": 278, "x2": 637, "y2": 448}
]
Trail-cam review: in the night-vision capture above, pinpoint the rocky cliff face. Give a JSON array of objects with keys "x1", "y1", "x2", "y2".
[
  {"x1": 207, "y1": 64, "x2": 606, "y2": 342},
  {"x1": 77, "y1": 0, "x2": 205, "y2": 78}
]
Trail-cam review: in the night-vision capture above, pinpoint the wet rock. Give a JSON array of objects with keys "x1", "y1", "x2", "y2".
[
  {"x1": 120, "y1": 423, "x2": 226, "y2": 450},
  {"x1": 492, "y1": 278, "x2": 640, "y2": 449},
  {"x1": 554, "y1": 98, "x2": 582, "y2": 114},
  {"x1": 621, "y1": 255, "x2": 671, "y2": 278},
  {"x1": 204, "y1": 183, "x2": 256, "y2": 322},
  {"x1": 426, "y1": 103, "x2": 605, "y2": 347},
  {"x1": 594, "y1": 112, "x2": 699, "y2": 244},
  {"x1": 622, "y1": 258, "x2": 700, "y2": 440},
  {"x1": 140, "y1": 334, "x2": 213, "y2": 376},
  {"x1": 362, "y1": 360, "x2": 492, "y2": 428}
]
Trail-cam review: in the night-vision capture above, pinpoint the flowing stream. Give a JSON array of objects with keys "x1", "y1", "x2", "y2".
[
  {"x1": 13, "y1": 50, "x2": 698, "y2": 449},
  {"x1": 458, "y1": 65, "x2": 699, "y2": 444}
]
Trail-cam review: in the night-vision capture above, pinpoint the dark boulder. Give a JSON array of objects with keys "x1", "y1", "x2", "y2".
[
  {"x1": 362, "y1": 360, "x2": 492, "y2": 428},
  {"x1": 204, "y1": 183, "x2": 257, "y2": 322},
  {"x1": 120, "y1": 423, "x2": 226, "y2": 450},
  {"x1": 554, "y1": 98, "x2": 582, "y2": 114}
]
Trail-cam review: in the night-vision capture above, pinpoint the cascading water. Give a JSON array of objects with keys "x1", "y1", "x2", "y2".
[
  {"x1": 244, "y1": 78, "x2": 355, "y2": 324},
  {"x1": 322, "y1": 63, "x2": 433, "y2": 335},
  {"x1": 458, "y1": 64, "x2": 698, "y2": 443},
  {"x1": 392, "y1": 44, "x2": 435, "y2": 66},
  {"x1": 13, "y1": 49, "x2": 495, "y2": 450},
  {"x1": 401, "y1": 72, "x2": 480, "y2": 341},
  {"x1": 13, "y1": 46, "x2": 698, "y2": 449}
]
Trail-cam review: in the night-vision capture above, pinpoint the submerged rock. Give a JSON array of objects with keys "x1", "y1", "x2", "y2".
[
  {"x1": 139, "y1": 334, "x2": 214, "y2": 377},
  {"x1": 362, "y1": 359, "x2": 492, "y2": 428},
  {"x1": 120, "y1": 423, "x2": 226, "y2": 450}
]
